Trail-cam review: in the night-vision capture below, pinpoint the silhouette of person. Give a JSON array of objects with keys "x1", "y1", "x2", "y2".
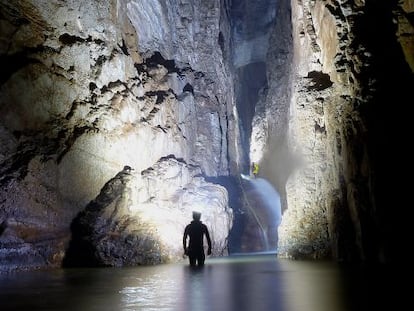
[{"x1": 183, "y1": 211, "x2": 212, "y2": 267}]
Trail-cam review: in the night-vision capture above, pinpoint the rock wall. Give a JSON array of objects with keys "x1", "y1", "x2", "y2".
[
  {"x1": 63, "y1": 162, "x2": 232, "y2": 267},
  {"x1": 277, "y1": 0, "x2": 414, "y2": 261},
  {"x1": 1, "y1": 0, "x2": 412, "y2": 271},
  {"x1": 0, "y1": 0, "x2": 235, "y2": 272}
]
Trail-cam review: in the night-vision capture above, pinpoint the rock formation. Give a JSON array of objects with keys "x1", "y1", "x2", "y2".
[
  {"x1": 275, "y1": 0, "x2": 413, "y2": 261},
  {"x1": 0, "y1": 0, "x2": 235, "y2": 272},
  {"x1": 1, "y1": 0, "x2": 413, "y2": 272}
]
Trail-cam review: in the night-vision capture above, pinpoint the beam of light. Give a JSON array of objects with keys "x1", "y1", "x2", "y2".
[
  {"x1": 249, "y1": 177, "x2": 282, "y2": 229},
  {"x1": 240, "y1": 175, "x2": 282, "y2": 252},
  {"x1": 238, "y1": 174, "x2": 270, "y2": 250}
]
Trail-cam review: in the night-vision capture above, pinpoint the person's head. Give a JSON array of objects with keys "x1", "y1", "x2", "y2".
[{"x1": 192, "y1": 211, "x2": 201, "y2": 221}]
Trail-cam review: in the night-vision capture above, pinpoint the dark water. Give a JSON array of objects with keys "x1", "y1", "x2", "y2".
[{"x1": 0, "y1": 254, "x2": 402, "y2": 311}]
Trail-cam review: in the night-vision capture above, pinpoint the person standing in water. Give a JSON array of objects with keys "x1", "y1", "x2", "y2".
[{"x1": 183, "y1": 211, "x2": 212, "y2": 267}]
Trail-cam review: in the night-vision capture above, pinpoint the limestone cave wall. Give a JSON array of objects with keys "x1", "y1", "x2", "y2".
[
  {"x1": 277, "y1": 0, "x2": 413, "y2": 261},
  {"x1": 0, "y1": 0, "x2": 235, "y2": 272},
  {"x1": 1, "y1": 0, "x2": 413, "y2": 272}
]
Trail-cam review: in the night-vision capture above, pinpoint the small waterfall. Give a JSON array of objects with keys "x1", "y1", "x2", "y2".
[
  {"x1": 240, "y1": 174, "x2": 282, "y2": 252},
  {"x1": 249, "y1": 177, "x2": 282, "y2": 227}
]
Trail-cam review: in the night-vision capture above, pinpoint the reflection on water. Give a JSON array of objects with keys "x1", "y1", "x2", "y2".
[{"x1": 0, "y1": 254, "x2": 401, "y2": 311}]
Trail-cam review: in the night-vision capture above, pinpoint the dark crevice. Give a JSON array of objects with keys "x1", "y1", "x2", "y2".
[
  {"x1": 58, "y1": 34, "x2": 105, "y2": 46},
  {"x1": 59, "y1": 33, "x2": 85, "y2": 45},
  {"x1": 0, "y1": 52, "x2": 40, "y2": 85},
  {"x1": 183, "y1": 83, "x2": 194, "y2": 94},
  {"x1": 306, "y1": 71, "x2": 333, "y2": 91},
  {"x1": 145, "y1": 90, "x2": 170, "y2": 105},
  {"x1": 204, "y1": 175, "x2": 245, "y2": 254},
  {"x1": 119, "y1": 39, "x2": 129, "y2": 55},
  {"x1": 135, "y1": 51, "x2": 179, "y2": 74}
]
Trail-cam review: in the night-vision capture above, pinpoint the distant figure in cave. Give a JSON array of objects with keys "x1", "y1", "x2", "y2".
[
  {"x1": 183, "y1": 211, "x2": 212, "y2": 267},
  {"x1": 252, "y1": 162, "x2": 259, "y2": 178}
]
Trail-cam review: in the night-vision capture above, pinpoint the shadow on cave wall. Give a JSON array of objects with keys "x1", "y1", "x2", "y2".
[{"x1": 205, "y1": 175, "x2": 245, "y2": 254}]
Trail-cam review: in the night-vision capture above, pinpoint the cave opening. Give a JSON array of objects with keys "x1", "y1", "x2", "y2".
[{"x1": 224, "y1": 0, "x2": 285, "y2": 254}]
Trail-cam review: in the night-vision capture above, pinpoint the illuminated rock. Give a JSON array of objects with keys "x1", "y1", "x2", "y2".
[
  {"x1": 63, "y1": 161, "x2": 232, "y2": 266},
  {"x1": 1, "y1": 0, "x2": 412, "y2": 272},
  {"x1": 0, "y1": 0, "x2": 237, "y2": 271}
]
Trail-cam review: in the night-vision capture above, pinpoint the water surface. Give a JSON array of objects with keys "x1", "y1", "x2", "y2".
[{"x1": 0, "y1": 254, "x2": 401, "y2": 311}]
